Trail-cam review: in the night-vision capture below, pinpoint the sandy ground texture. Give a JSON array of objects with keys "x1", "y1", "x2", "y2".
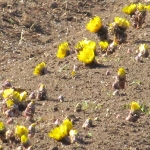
[{"x1": 0, "y1": 0, "x2": 150, "y2": 150}]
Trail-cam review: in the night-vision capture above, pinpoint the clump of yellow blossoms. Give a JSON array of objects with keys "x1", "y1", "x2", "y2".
[
  {"x1": 15, "y1": 125, "x2": 28, "y2": 138},
  {"x1": 123, "y1": 3, "x2": 150, "y2": 15},
  {"x1": 137, "y1": 3, "x2": 147, "y2": 12},
  {"x1": 109, "y1": 17, "x2": 129, "y2": 43},
  {"x1": 48, "y1": 119, "x2": 73, "y2": 141},
  {"x1": 34, "y1": 62, "x2": 47, "y2": 75},
  {"x1": 3, "y1": 88, "x2": 21, "y2": 103},
  {"x1": 114, "y1": 17, "x2": 130, "y2": 30},
  {"x1": 75, "y1": 39, "x2": 96, "y2": 52},
  {"x1": 123, "y1": 3, "x2": 150, "y2": 29},
  {"x1": 99, "y1": 41, "x2": 118, "y2": 55},
  {"x1": 77, "y1": 48, "x2": 95, "y2": 64},
  {"x1": 131, "y1": 101, "x2": 141, "y2": 113},
  {"x1": 56, "y1": 42, "x2": 70, "y2": 58},
  {"x1": 123, "y1": 4, "x2": 137, "y2": 15},
  {"x1": 86, "y1": 16, "x2": 102, "y2": 32},
  {"x1": 2, "y1": 88, "x2": 27, "y2": 104}
]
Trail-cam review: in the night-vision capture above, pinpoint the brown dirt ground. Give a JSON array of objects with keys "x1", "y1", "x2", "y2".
[{"x1": 0, "y1": 0, "x2": 150, "y2": 149}]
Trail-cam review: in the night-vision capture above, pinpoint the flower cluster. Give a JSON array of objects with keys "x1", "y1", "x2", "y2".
[
  {"x1": 114, "y1": 17, "x2": 130, "y2": 30},
  {"x1": 123, "y1": 4, "x2": 137, "y2": 15},
  {"x1": 74, "y1": 39, "x2": 96, "y2": 64},
  {"x1": 49, "y1": 119, "x2": 77, "y2": 143},
  {"x1": 99, "y1": 41, "x2": 117, "y2": 54},
  {"x1": 75, "y1": 39, "x2": 96, "y2": 52},
  {"x1": 109, "y1": 17, "x2": 129, "y2": 44},
  {"x1": 123, "y1": 3, "x2": 150, "y2": 29},
  {"x1": 48, "y1": 119, "x2": 72, "y2": 141},
  {"x1": 0, "y1": 80, "x2": 42, "y2": 123},
  {"x1": 0, "y1": 121, "x2": 35, "y2": 149}
]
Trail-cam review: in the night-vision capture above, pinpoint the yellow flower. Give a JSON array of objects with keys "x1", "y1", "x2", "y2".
[
  {"x1": 20, "y1": 91, "x2": 27, "y2": 101},
  {"x1": 34, "y1": 62, "x2": 47, "y2": 75},
  {"x1": 139, "y1": 44, "x2": 148, "y2": 53},
  {"x1": 137, "y1": 3, "x2": 146, "y2": 12},
  {"x1": 6, "y1": 100, "x2": 14, "y2": 108},
  {"x1": 86, "y1": 16, "x2": 102, "y2": 32},
  {"x1": 2, "y1": 88, "x2": 20, "y2": 103},
  {"x1": 114, "y1": 17, "x2": 130, "y2": 29},
  {"x1": 15, "y1": 125, "x2": 28, "y2": 137},
  {"x1": 122, "y1": 4, "x2": 137, "y2": 15},
  {"x1": 21, "y1": 135, "x2": 29, "y2": 144},
  {"x1": 118, "y1": 68, "x2": 125, "y2": 79},
  {"x1": 75, "y1": 39, "x2": 96, "y2": 51},
  {"x1": 131, "y1": 101, "x2": 141, "y2": 113},
  {"x1": 48, "y1": 125, "x2": 68, "y2": 141},
  {"x1": 146, "y1": 5, "x2": 150, "y2": 11},
  {"x1": 0, "y1": 122, "x2": 5, "y2": 132},
  {"x1": 77, "y1": 48, "x2": 95, "y2": 64},
  {"x1": 62, "y1": 119, "x2": 73, "y2": 133},
  {"x1": 56, "y1": 42, "x2": 69, "y2": 58},
  {"x1": 99, "y1": 41, "x2": 109, "y2": 50}
]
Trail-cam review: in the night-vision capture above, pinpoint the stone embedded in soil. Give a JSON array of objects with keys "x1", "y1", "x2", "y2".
[{"x1": 74, "y1": 103, "x2": 82, "y2": 112}]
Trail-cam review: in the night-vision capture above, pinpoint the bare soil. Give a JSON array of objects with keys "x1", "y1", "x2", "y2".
[{"x1": 0, "y1": 0, "x2": 150, "y2": 150}]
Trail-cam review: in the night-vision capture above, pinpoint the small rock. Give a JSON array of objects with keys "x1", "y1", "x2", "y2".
[
  {"x1": 106, "y1": 70, "x2": 111, "y2": 75},
  {"x1": 82, "y1": 118, "x2": 92, "y2": 128},
  {"x1": 113, "y1": 90, "x2": 119, "y2": 96},
  {"x1": 52, "y1": 147, "x2": 59, "y2": 150},
  {"x1": 74, "y1": 103, "x2": 82, "y2": 112},
  {"x1": 54, "y1": 105, "x2": 58, "y2": 112},
  {"x1": 127, "y1": 49, "x2": 132, "y2": 54},
  {"x1": 50, "y1": 2, "x2": 58, "y2": 9},
  {"x1": 58, "y1": 95, "x2": 64, "y2": 102}
]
